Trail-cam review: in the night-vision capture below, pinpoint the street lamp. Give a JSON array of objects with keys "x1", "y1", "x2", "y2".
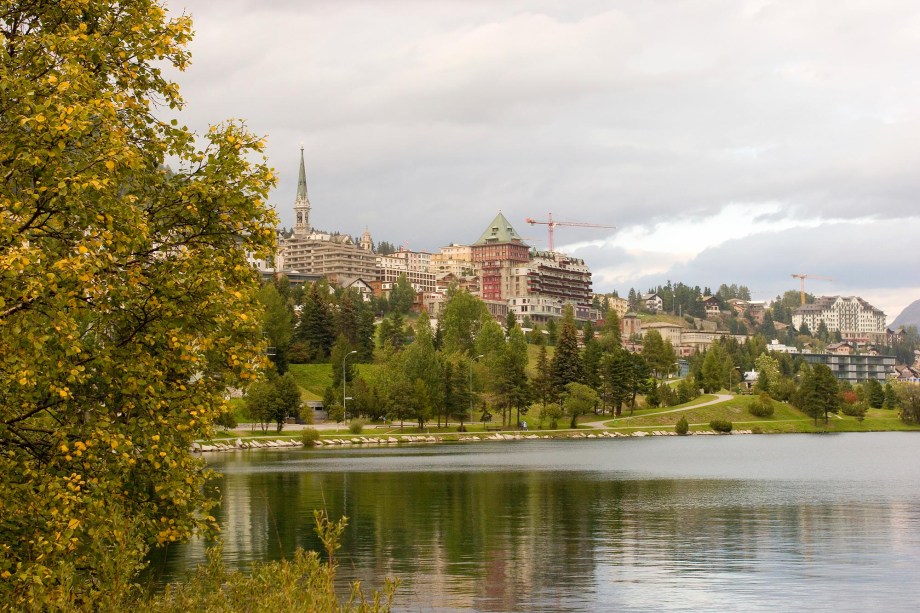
[
  {"x1": 343, "y1": 350, "x2": 357, "y2": 419},
  {"x1": 728, "y1": 366, "x2": 741, "y2": 393},
  {"x1": 469, "y1": 354, "x2": 484, "y2": 424}
]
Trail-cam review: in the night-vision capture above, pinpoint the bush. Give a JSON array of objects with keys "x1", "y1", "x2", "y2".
[
  {"x1": 348, "y1": 419, "x2": 365, "y2": 435},
  {"x1": 709, "y1": 419, "x2": 733, "y2": 433},
  {"x1": 300, "y1": 427, "x2": 321, "y2": 446},
  {"x1": 147, "y1": 511, "x2": 398, "y2": 612},
  {"x1": 749, "y1": 393, "x2": 775, "y2": 418},
  {"x1": 675, "y1": 415, "x2": 689, "y2": 435},
  {"x1": 841, "y1": 402, "x2": 867, "y2": 420}
]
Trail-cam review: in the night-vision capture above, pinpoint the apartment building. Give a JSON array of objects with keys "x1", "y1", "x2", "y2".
[{"x1": 793, "y1": 296, "x2": 887, "y2": 344}]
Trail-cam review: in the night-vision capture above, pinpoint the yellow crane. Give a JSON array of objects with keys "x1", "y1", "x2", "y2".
[{"x1": 790, "y1": 273, "x2": 834, "y2": 305}]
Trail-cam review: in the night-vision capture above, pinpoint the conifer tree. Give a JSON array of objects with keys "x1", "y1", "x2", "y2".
[{"x1": 551, "y1": 307, "x2": 584, "y2": 396}]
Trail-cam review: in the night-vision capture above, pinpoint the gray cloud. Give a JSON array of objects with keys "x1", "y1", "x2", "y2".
[{"x1": 167, "y1": 0, "x2": 920, "y2": 313}]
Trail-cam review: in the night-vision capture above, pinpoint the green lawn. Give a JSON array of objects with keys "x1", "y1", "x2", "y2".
[
  {"x1": 593, "y1": 394, "x2": 920, "y2": 434},
  {"x1": 287, "y1": 363, "x2": 331, "y2": 401}
]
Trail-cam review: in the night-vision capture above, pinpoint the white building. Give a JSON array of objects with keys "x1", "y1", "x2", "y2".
[{"x1": 792, "y1": 296, "x2": 887, "y2": 343}]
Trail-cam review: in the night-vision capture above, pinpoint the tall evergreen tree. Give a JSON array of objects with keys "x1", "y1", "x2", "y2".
[
  {"x1": 532, "y1": 331, "x2": 553, "y2": 410},
  {"x1": 551, "y1": 307, "x2": 584, "y2": 396},
  {"x1": 297, "y1": 282, "x2": 335, "y2": 360}
]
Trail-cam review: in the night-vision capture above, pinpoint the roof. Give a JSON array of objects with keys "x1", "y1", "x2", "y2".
[
  {"x1": 474, "y1": 212, "x2": 525, "y2": 245},
  {"x1": 296, "y1": 147, "x2": 309, "y2": 203}
]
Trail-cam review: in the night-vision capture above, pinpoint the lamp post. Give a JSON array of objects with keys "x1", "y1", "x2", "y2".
[
  {"x1": 728, "y1": 365, "x2": 740, "y2": 393},
  {"x1": 343, "y1": 350, "x2": 357, "y2": 419},
  {"x1": 469, "y1": 354, "x2": 484, "y2": 424}
]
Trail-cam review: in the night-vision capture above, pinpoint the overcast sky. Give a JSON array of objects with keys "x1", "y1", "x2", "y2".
[{"x1": 167, "y1": 0, "x2": 920, "y2": 321}]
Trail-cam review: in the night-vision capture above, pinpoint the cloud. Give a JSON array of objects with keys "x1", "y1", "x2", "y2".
[{"x1": 165, "y1": 0, "x2": 920, "y2": 316}]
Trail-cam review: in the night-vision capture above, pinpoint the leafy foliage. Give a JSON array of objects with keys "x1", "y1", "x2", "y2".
[
  {"x1": 148, "y1": 512, "x2": 398, "y2": 612},
  {"x1": 749, "y1": 393, "x2": 775, "y2": 418},
  {"x1": 0, "y1": 0, "x2": 277, "y2": 603},
  {"x1": 245, "y1": 374, "x2": 302, "y2": 432},
  {"x1": 675, "y1": 415, "x2": 689, "y2": 435}
]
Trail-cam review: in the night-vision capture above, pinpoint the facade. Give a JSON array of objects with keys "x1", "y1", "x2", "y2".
[
  {"x1": 595, "y1": 295, "x2": 628, "y2": 318},
  {"x1": 431, "y1": 243, "x2": 477, "y2": 277},
  {"x1": 505, "y1": 251, "x2": 594, "y2": 323},
  {"x1": 642, "y1": 293, "x2": 663, "y2": 313},
  {"x1": 470, "y1": 213, "x2": 531, "y2": 302},
  {"x1": 800, "y1": 352, "x2": 896, "y2": 383},
  {"x1": 792, "y1": 296, "x2": 887, "y2": 344},
  {"x1": 376, "y1": 250, "x2": 436, "y2": 294},
  {"x1": 702, "y1": 296, "x2": 721, "y2": 316},
  {"x1": 278, "y1": 149, "x2": 377, "y2": 282}
]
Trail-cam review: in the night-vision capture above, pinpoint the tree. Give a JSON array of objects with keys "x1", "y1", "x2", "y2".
[
  {"x1": 245, "y1": 374, "x2": 302, "y2": 432},
  {"x1": 0, "y1": 1, "x2": 277, "y2": 603},
  {"x1": 896, "y1": 384, "x2": 920, "y2": 424},
  {"x1": 496, "y1": 325, "x2": 530, "y2": 427},
  {"x1": 440, "y1": 289, "x2": 490, "y2": 355},
  {"x1": 796, "y1": 364, "x2": 839, "y2": 425},
  {"x1": 754, "y1": 352, "x2": 780, "y2": 395},
  {"x1": 626, "y1": 353, "x2": 651, "y2": 413},
  {"x1": 389, "y1": 273, "x2": 416, "y2": 314},
  {"x1": 378, "y1": 311, "x2": 406, "y2": 350},
  {"x1": 551, "y1": 307, "x2": 584, "y2": 396},
  {"x1": 601, "y1": 349, "x2": 631, "y2": 417},
  {"x1": 564, "y1": 382, "x2": 598, "y2": 428},
  {"x1": 864, "y1": 379, "x2": 885, "y2": 409},
  {"x1": 532, "y1": 333, "x2": 553, "y2": 410},
  {"x1": 258, "y1": 282, "x2": 294, "y2": 374},
  {"x1": 297, "y1": 282, "x2": 335, "y2": 360},
  {"x1": 675, "y1": 415, "x2": 689, "y2": 435},
  {"x1": 701, "y1": 344, "x2": 729, "y2": 393}
]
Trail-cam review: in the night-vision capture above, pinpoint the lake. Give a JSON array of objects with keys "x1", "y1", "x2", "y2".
[{"x1": 151, "y1": 433, "x2": 920, "y2": 611}]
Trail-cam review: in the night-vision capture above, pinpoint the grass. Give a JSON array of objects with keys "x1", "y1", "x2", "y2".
[
  {"x1": 287, "y1": 364, "x2": 331, "y2": 401},
  {"x1": 592, "y1": 394, "x2": 920, "y2": 435},
  {"x1": 525, "y1": 344, "x2": 554, "y2": 377}
]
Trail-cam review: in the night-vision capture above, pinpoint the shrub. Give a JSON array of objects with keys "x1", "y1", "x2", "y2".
[
  {"x1": 675, "y1": 415, "x2": 689, "y2": 435},
  {"x1": 300, "y1": 427, "x2": 321, "y2": 446},
  {"x1": 147, "y1": 511, "x2": 398, "y2": 612},
  {"x1": 841, "y1": 402, "x2": 867, "y2": 420},
  {"x1": 348, "y1": 419, "x2": 365, "y2": 435},
  {"x1": 749, "y1": 393, "x2": 775, "y2": 418},
  {"x1": 709, "y1": 419, "x2": 733, "y2": 433}
]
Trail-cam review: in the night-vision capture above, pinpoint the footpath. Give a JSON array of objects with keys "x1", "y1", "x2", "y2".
[{"x1": 581, "y1": 393, "x2": 733, "y2": 429}]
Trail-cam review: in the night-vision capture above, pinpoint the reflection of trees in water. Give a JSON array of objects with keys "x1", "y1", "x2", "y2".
[{"x1": 155, "y1": 454, "x2": 907, "y2": 610}]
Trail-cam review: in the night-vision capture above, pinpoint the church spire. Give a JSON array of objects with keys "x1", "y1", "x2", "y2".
[
  {"x1": 293, "y1": 145, "x2": 311, "y2": 236},
  {"x1": 296, "y1": 145, "x2": 309, "y2": 203}
]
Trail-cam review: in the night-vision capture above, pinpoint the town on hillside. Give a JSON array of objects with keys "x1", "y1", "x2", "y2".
[{"x1": 250, "y1": 150, "x2": 920, "y2": 408}]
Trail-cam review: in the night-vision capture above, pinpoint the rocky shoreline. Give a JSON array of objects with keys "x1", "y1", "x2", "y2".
[{"x1": 193, "y1": 429, "x2": 756, "y2": 453}]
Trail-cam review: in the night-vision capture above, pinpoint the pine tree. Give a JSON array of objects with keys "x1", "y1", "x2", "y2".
[{"x1": 551, "y1": 308, "x2": 584, "y2": 396}]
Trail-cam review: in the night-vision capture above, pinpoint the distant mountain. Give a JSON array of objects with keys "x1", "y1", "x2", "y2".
[{"x1": 891, "y1": 298, "x2": 920, "y2": 330}]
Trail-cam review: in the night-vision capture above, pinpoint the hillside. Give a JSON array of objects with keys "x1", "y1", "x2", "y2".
[{"x1": 891, "y1": 298, "x2": 920, "y2": 330}]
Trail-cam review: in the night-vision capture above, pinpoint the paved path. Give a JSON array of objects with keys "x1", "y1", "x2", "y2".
[{"x1": 581, "y1": 393, "x2": 734, "y2": 429}]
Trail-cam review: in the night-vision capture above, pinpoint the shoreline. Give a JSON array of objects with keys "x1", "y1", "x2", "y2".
[{"x1": 193, "y1": 428, "x2": 758, "y2": 453}]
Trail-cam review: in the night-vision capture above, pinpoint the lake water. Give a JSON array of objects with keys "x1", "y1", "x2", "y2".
[{"x1": 151, "y1": 433, "x2": 920, "y2": 611}]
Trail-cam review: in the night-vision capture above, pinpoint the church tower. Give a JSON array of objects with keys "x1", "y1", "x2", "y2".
[{"x1": 293, "y1": 146, "x2": 311, "y2": 236}]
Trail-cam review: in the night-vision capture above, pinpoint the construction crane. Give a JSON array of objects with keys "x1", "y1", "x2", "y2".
[
  {"x1": 524, "y1": 212, "x2": 616, "y2": 252},
  {"x1": 790, "y1": 273, "x2": 834, "y2": 305}
]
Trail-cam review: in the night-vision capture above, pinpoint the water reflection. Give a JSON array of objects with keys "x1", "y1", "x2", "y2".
[{"x1": 152, "y1": 435, "x2": 920, "y2": 611}]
